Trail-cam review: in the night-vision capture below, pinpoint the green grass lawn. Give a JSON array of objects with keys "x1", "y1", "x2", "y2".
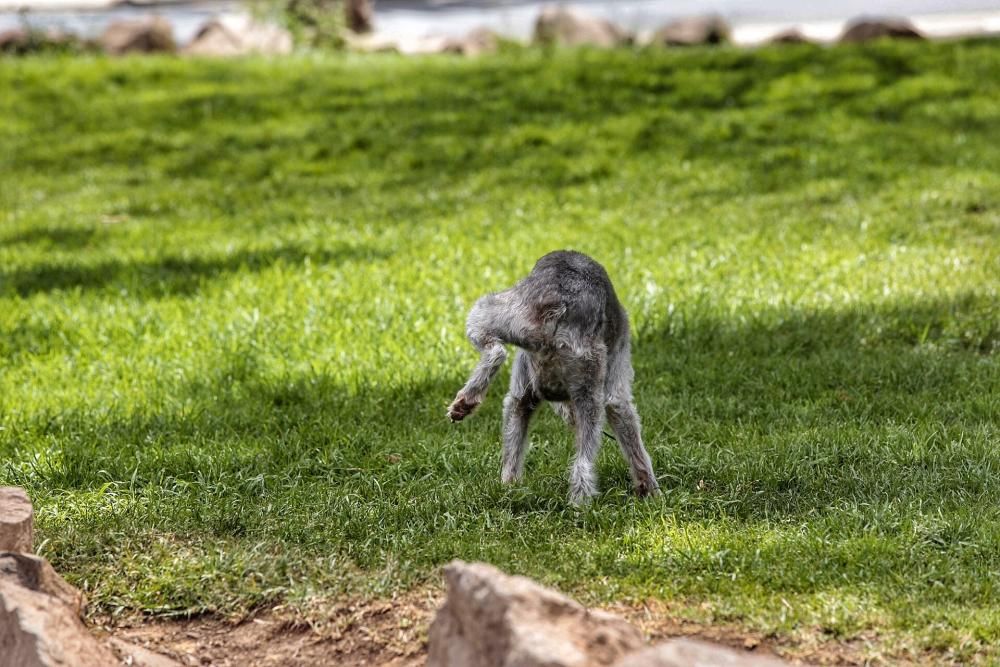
[{"x1": 1, "y1": 39, "x2": 998, "y2": 660}]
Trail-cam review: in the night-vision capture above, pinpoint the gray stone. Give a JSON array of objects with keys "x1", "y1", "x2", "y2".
[
  {"x1": 839, "y1": 17, "x2": 924, "y2": 43},
  {"x1": 427, "y1": 560, "x2": 644, "y2": 667},
  {"x1": 533, "y1": 5, "x2": 630, "y2": 48},
  {"x1": 0, "y1": 487, "x2": 33, "y2": 553},
  {"x1": 613, "y1": 638, "x2": 789, "y2": 667}
]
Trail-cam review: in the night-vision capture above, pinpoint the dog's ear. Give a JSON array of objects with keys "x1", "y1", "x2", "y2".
[{"x1": 539, "y1": 303, "x2": 566, "y2": 338}]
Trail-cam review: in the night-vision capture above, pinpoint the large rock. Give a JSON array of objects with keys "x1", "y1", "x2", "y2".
[
  {"x1": 651, "y1": 15, "x2": 731, "y2": 46},
  {"x1": 100, "y1": 16, "x2": 175, "y2": 54},
  {"x1": 839, "y1": 17, "x2": 924, "y2": 42},
  {"x1": 533, "y1": 5, "x2": 630, "y2": 48},
  {"x1": 427, "y1": 560, "x2": 644, "y2": 667},
  {"x1": 183, "y1": 15, "x2": 292, "y2": 56},
  {"x1": 613, "y1": 638, "x2": 788, "y2": 667},
  {"x1": 0, "y1": 553, "x2": 116, "y2": 667},
  {"x1": 0, "y1": 553, "x2": 82, "y2": 614},
  {"x1": 0, "y1": 487, "x2": 32, "y2": 553}
]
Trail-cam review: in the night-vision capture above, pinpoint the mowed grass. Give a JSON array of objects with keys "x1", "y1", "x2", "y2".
[{"x1": 1, "y1": 39, "x2": 998, "y2": 660}]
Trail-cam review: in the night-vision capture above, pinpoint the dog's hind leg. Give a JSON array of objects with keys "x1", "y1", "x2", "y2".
[{"x1": 605, "y1": 342, "x2": 659, "y2": 497}]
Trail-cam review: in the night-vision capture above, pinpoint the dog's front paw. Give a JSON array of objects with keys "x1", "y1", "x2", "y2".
[{"x1": 447, "y1": 394, "x2": 480, "y2": 422}]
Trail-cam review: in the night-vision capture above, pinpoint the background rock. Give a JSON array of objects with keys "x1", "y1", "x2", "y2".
[
  {"x1": 427, "y1": 560, "x2": 644, "y2": 667},
  {"x1": 183, "y1": 15, "x2": 292, "y2": 56},
  {"x1": 343, "y1": 31, "x2": 399, "y2": 53},
  {"x1": 0, "y1": 487, "x2": 32, "y2": 553},
  {"x1": 345, "y1": 0, "x2": 374, "y2": 34},
  {"x1": 445, "y1": 27, "x2": 500, "y2": 56},
  {"x1": 767, "y1": 28, "x2": 811, "y2": 44},
  {"x1": 533, "y1": 5, "x2": 630, "y2": 48},
  {"x1": 346, "y1": 27, "x2": 499, "y2": 56},
  {"x1": 839, "y1": 17, "x2": 924, "y2": 42},
  {"x1": 651, "y1": 15, "x2": 731, "y2": 46},
  {"x1": 100, "y1": 16, "x2": 175, "y2": 54},
  {"x1": 0, "y1": 28, "x2": 29, "y2": 53}
]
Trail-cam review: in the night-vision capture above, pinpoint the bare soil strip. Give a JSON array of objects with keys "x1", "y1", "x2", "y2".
[{"x1": 99, "y1": 592, "x2": 896, "y2": 666}]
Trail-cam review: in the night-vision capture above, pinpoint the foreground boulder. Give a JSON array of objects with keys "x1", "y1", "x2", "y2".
[
  {"x1": 100, "y1": 16, "x2": 175, "y2": 54},
  {"x1": 839, "y1": 17, "x2": 924, "y2": 42},
  {"x1": 428, "y1": 560, "x2": 645, "y2": 667},
  {"x1": 651, "y1": 15, "x2": 731, "y2": 46},
  {"x1": 0, "y1": 552, "x2": 117, "y2": 667},
  {"x1": 183, "y1": 15, "x2": 292, "y2": 56},
  {"x1": 613, "y1": 639, "x2": 788, "y2": 666},
  {"x1": 533, "y1": 5, "x2": 630, "y2": 48},
  {"x1": 0, "y1": 553, "x2": 82, "y2": 614},
  {"x1": 0, "y1": 487, "x2": 32, "y2": 553}
]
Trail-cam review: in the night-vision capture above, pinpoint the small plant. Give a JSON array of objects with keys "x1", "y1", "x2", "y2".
[
  {"x1": 0, "y1": 13, "x2": 101, "y2": 56},
  {"x1": 246, "y1": 0, "x2": 370, "y2": 49}
]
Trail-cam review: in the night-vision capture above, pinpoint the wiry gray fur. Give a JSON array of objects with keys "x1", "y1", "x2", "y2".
[{"x1": 447, "y1": 250, "x2": 659, "y2": 504}]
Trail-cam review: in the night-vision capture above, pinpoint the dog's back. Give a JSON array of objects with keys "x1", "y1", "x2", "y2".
[{"x1": 521, "y1": 250, "x2": 627, "y2": 349}]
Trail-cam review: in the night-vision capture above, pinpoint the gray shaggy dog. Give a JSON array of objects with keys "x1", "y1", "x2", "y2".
[{"x1": 447, "y1": 250, "x2": 659, "y2": 504}]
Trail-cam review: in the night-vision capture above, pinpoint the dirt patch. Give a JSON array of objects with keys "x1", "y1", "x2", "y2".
[
  {"x1": 100, "y1": 590, "x2": 440, "y2": 667},
  {"x1": 98, "y1": 591, "x2": 899, "y2": 666}
]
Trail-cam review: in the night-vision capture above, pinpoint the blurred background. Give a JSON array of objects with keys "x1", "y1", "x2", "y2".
[{"x1": 2, "y1": 0, "x2": 999, "y2": 52}]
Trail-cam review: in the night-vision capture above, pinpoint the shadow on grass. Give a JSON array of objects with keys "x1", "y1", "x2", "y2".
[
  {"x1": 12, "y1": 291, "x2": 996, "y2": 509},
  {"x1": 13, "y1": 41, "x2": 997, "y2": 198},
  {"x1": 0, "y1": 243, "x2": 390, "y2": 299},
  {"x1": 0, "y1": 226, "x2": 98, "y2": 250},
  {"x1": 629, "y1": 292, "x2": 998, "y2": 516},
  {"x1": 4, "y1": 291, "x2": 997, "y2": 615}
]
